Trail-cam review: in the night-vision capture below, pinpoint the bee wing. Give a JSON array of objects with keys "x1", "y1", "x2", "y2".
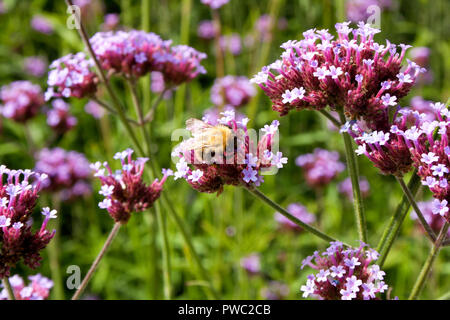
[{"x1": 186, "y1": 118, "x2": 213, "y2": 136}]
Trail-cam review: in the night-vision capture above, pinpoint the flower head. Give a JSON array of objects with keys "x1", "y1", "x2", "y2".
[
  {"x1": 172, "y1": 112, "x2": 286, "y2": 194},
  {"x1": 211, "y1": 76, "x2": 256, "y2": 108},
  {"x1": 34, "y1": 148, "x2": 92, "y2": 201},
  {"x1": 253, "y1": 21, "x2": 421, "y2": 131},
  {"x1": 275, "y1": 203, "x2": 316, "y2": 231},
  {"x1": 300, "y1": 241, "x2": 389, "y2": 300},
  {"x1": 295, "y1": 149, "x2": 345, "y2": 188},
  {"x1": 46, "y1": 99, "x2": 77, "y2": 134},
  {"x1": 46, "y1": 52, "x2": 98, "y2": 100},
  {"x1": 0, "y1": 81, "x2": 44, "y2": 122},
  {"x1": 0, "y1": 166, "x2": 56, "y2": 278},
  {"x1": 0, "y1": 274, "x2": 53, "y2": 300},
  {"x1": 91, "y1": 150, "x2": 171, "y2": 224}
]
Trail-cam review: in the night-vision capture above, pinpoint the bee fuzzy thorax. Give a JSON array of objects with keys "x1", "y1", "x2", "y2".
[{"x1": 172, "y1": 111, "x2": 288, "y2": 195}]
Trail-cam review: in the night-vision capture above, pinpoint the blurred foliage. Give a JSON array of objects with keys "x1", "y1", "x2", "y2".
[{"x1": 0, "y1": 0, "x2": 449, "y2": 300}]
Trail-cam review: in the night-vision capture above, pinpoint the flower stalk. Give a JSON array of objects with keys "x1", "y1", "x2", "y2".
[
  {"x1": 247, "y1": 187, "x2": 346, "y2": 244},
  {"x1": 408, "y1": 222, "x2": 450, "y2": 300},
  {"x1": 376, "y1": 171, "x2": 421, "y2": 267},
  {"x1": 2, "y1": 278, "x2": 16, "y2": 300},
  {"x1": 338, "y1": 111, "x2": 368, "y2": 243},
  {"x1": 72, "y1": 222, "x2": 121, "y2": 300},
  {"x1": 396, "y1": 176, "x2": 436, "y2": 242}
]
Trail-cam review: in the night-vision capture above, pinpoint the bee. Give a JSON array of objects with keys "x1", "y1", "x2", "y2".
[{"x1": 183, "y1": 118, "x2": 240, "y2": 164}]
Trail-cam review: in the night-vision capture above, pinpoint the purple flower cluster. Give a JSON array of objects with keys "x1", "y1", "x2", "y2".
[
  {"x1": 295, "y1": 149, "x2": 345, "y2": 188},
  {"x1": 411, "y1": 201, "x2": 450, "y2": 239},
  {"x1": 102, "y1": 13, "x2": 120, "y2": 31},
  {"x1": 90, "y1": 30, "x2": 171, "y2": 78},
  {"x1": 46, "y1": 99, "x2": 77, "y2": 134},
  {"x1": 84, "y1": 100, "x2": 105, "y2": 119},
  {"x1": 0, "y1": 274, "x2": 53, "y2": 300},
  {"x1": 91, "y1": 149, "x2": 172, "y2": 224},
  {"x1": 410, "y1": 96, "x2": 437, "y2": 122},
  {"x1": 240, "y1": 253, "x2": 261, "y2": 274},
  {"x1": 346, "y1": 0, "x2": 392, "y2": 22},
  {"x1": 24, "y1": 56, "x2": 48, "y2": 78},
  {"x1": 202, "y1": 105, "x2": 245, "y2": 126},
  {"x1": 172, "y1": 110, "x2": 287, "y2": 195},
  {"x1": 220, "y1": 34, "x2": 242, "y2": 56},
  {"x1": 405, "y1": 103, "x2": 450, "y2": 221},
  {"x1": 46, "y1": 52, "x2": 98, "y2": 101},
  {"x1": 156, "y1": 45, "x2": 207, "y2": 86},
  {"x1": 30, "y1": 15, "x2": 53, "y2": 35},
  {"x1": 0, "y1": 166, "x2": 56, "y2": 278},
  {"x1": 274, "y1": 203, "x2": 316, "y2": 231},
  {"x1": 338, "y1": 176, "x2": 370, "y2": 201},
  {"x1": 89, "y1": 31, "x2": 206, "y2": 85},
  {"x1": 34, "y1": 148, "x2": 92, "y2": 201},
  {"x1": 0, "y1": 81, "x2": 44, "y2": 123},
  {"x1": 200, "y1": 0, "x2": 230, "y2": 10},
  {"x1": 346, "y1": 108, "x2": 422, "y2": 176},
  {"x1": 300, "y1": 241, "x2": 388, "y2": 300},
  {"x1": 197, "y1": 20, "x2": 218, "y2": 40},
  {"x1": 252, "y1": 22, "x2": 424, "y2": 131},
  {"x1": 210, "y1": 76, "x2": 256, "y2": 108}
]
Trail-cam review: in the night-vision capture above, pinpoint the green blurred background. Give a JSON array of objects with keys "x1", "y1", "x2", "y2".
[{"x1": 0, "y1": 0, "x2": 449, "y2": 299}]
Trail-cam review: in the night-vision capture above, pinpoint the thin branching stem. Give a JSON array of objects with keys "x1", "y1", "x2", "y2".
[
  {"x1": 338, "y1": 111, "x2": 368, "y2": 243},
  {"x1": 396, "y1": 176, "x2": 436, "y2": 242},
  {"x1": 72, "y1": 222, "x2": 121, "y2": 300},
  {"x1": 2, "y1": 278, "x2": 15, "y2": 300},
  {"x1": 376, "y1": 171, "x2": 421, "y2": 267},
  {"x1": 247, "y1": 187, "x2": 348, "y2": 245},
  {"x1": 408, "y1": 222, "x2": 450, "y2": 300}
]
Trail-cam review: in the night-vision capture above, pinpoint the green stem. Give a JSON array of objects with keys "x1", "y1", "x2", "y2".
[
  {"x1": 47, "y1": 194, "x2": 64, "y2": 299},
  {"x1": 338, "y1": 112, "x2": 368, "y2": 243},
  {"x1": 396, "y1": 176, "x2": 436, "y2": 242},
  {"x1": 318, "y1": 109, "x2": 341, "y2": 128},
  {"x1": 161, "y1": 193, "x2": 219, "y2": 299},
  {"x1": 2, "y1": 278, "x2": 16, "y2": 300},
  {"x1": 247, "y1": 187, "x2": 346, "y2": 244},
  {"x1": 128, "y1": 79, "x2": 172, "y2": 300},
  {"x1": 408, "y1": 222, "x2": 450, "y2": 300},
  {"x1": 65, "y1": 0, "x2": 144, "y2": 157},
  {"x1": 67, "y1": 2, "x2": 215, "y2": 299},
  {"x1": 376, "y1": 172, "x2": 421, "y2": 267},
  {"x1": 72, "y1": 222, "x2": 121, "y2": 300}
]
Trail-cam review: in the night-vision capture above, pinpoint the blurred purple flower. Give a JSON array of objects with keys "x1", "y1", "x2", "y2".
[
  {"x1": 346, "y1": 0, "x2": 392, "y2": 22},
  {"x1": 197, "y1": 20, "x2": 218, "y2": 40},
  {"x1": 200, "y1": 0, "x2": 230, "y2": 10},
  {"x1": 274, "y1": 203, "x2": 315, "y2": 231},
  {"x1": 46, "y1": 99, "x2": 77, "y2": 134},
  {"x1": 34, "y1": 148, "x2": 92, "y2": 201},
  {"x1": 150, "y1": 71, "x2": 173, "y2": 99},
  {"x1": 24, "y1": 57, "x2": 48, "y2": 78},
  {"x1": 410, "y1": 96, "x2": 437, "y2": 122},
  {"x1": 220, "y1": 34, "x2": 241, "y2": 55},
  {"x1": 338, "y1": 177, "x2": 370, "y2": 201},
  {"x1": 296, "y1": 149, "x2": 345, "y2": 188},
  {"x1": 102, "y1": 13, "x2": 120, "y2": 31},
  {"x1": 0, "y1": 81, "x2": 44, "y2": 123},
  {"x1": 202, "y1": 105, "x2": 245, "y2": 126},
  {"x1": 84, "y1": 100, "x2": 106, "y2": 119},
  {"x1": 240, "y1": 253, "x2": 261, "y2": 274},
  {"x1": 210, "y1": 76, "x2": 256, "y2": 108},
  {"x1": 31, "y1": 15, "x2": 53, "y2": 35},
  {"x1": 411, "y1": 201, "x2": 450, "y2": 239}
]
